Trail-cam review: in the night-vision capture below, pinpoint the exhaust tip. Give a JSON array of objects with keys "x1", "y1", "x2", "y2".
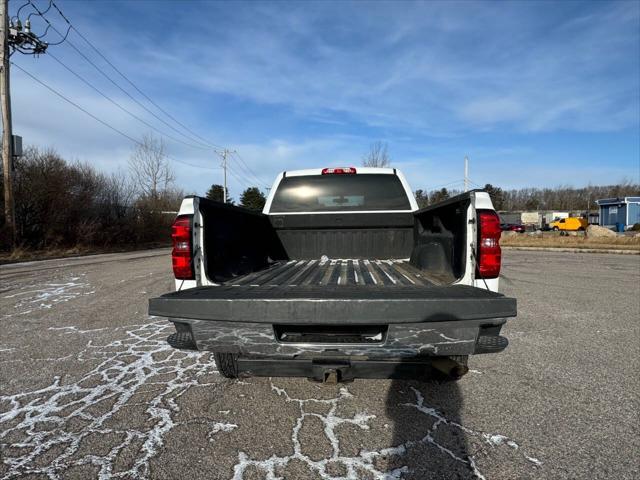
[{"x1": 431, "y1": 357, "x2": 469, "y2": 379}]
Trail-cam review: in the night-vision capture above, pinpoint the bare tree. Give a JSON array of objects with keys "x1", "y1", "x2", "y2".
[
  {"x1": 362, "y1": 141, "x2": 391, "y2": 167},
  {"x1": 103, "y1": 170, "x2": 136, "y2": 214},
  {"x1": 128, "y1": 133, "x2": 175, "y2": 200}
]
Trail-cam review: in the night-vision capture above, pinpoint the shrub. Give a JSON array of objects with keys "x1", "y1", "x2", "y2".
[{"x1": 1, "y1": 146, "x2": 181, "y2": 252}]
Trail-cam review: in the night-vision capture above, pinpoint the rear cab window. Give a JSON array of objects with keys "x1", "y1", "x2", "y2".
[{"x1": 269, "y1": 174, "x2": 412, "y2": 213}]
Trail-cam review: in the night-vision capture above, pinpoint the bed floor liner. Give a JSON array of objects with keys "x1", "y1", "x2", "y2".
[{"x1": 227, "y1": 259, "x2": 434, "y2": 287}]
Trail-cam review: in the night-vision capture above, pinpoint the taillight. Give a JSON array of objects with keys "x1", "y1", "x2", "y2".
[
  {"x1": 172, "y1": 215, "x2": 194, "y2": 280},
  {"x1": 321, "y1": 167, "x2": 357, "y2": 174},
  {"x1": 476, "y1": 210, "x2": 501, "y2": 279}
]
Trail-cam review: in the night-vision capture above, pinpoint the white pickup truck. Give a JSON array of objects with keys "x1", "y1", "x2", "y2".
[{"x1": 149, "y1": 167, "x2": 516, "y2": 382}]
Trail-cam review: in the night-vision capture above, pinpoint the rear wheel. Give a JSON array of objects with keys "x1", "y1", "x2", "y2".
[
  {"x1": 214, "y1": 353, "x2": 239, "y2": 378},
  {"x1": 553, "y1": 227, "x2": 559, "y2": 231}
]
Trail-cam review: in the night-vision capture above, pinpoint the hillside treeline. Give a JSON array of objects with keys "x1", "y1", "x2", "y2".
[
  {"x1": 0, "y1": 143, "x2": 183, "y2": 252},
  {"x1": 415, "y1": 183, "x2": 639, "y2": 211},
  {"x1": 2, "y1": 140, "x2": 638, "y2": 251},
  {"x1": 498, "y1": 184, "x2": 639, "y2": 211}
]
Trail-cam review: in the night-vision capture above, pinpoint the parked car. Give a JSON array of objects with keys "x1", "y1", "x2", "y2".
[
  {"x1": 503, "y1": 223, "x2": 526, "y2": 233},
  {"x1": 549, "y1": 217, "x2": 588, "y2": 231},
  {"x1": 149, "y1": 167, "x2": 517, "y2": 382}
]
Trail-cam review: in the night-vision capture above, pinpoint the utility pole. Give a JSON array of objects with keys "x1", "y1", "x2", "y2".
[
  {"x1": 217, "y1": 148, "x2": 236, "y2": 204},
  {"x1": 1, "y1": 0, "x2": 15, "y2": 246},
  {"x1": 1, "y1": 0, "x2": 48, "y2": 247},
  {"x1": 220, "y1": 149, "x2": 228, "y2": 204},
  {"x1": 464, "y1": 156, "x2": 469, "y2": 192}
]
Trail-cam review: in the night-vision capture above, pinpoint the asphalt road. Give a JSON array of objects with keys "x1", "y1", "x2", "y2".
[{"x1": 1, "y1": 249, "x2": 638, "y2": 480}]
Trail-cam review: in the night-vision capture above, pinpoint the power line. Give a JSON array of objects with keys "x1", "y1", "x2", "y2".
[
  {"x1": 226, "y1": 164, "x2": 254, "y2": 190},
  {"x1": 214, "y1": 149, "x2": 258, "y2": 192},
  {"x1": 422, "y1": 179, "x2": 466, "y2": 191},
  {"x1": 28, "y1": 1, "x2": 261, "y2": 189},
  {"x1": 47, "y1": 51, "x2": 211, "y2": 151},
  {"x1": 226, "y1": 162, "x2": 263, "y2": 190},
  {"x1": 234, "y1": 151, "x2": 270, "y2": 188},
  {"x1": 229, "y1": 151, "x2": 269, "y2": 189},
  {"x1": 26, "y1": 0, "x2": 212, "y2": 151},
  {"x1": 49, "y1": 0, "x2": 223, "y2": 150},
  {"x1": 12, "y1": 61, "x2": 215, "y2": 171},
  {"x1": 15, "y1": 1, "x2": 32, "y2": 21}
]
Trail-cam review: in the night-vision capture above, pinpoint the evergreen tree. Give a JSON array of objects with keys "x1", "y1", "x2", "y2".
[
  {"x1": 429, "y1": 187, "x2": 450, "y2": 204},
  {"x1": 483, "y1": 184, "x2": 505, "y2": 210},
  {"x1": 240, "y1": 187, "x2": 266, "y2": 211},
  {"x1": 414, "y1": 189, "x2": 429, "y2": 208},
  {"x1": 206, "y1": 184, "x2": 232, "y2": 204}
]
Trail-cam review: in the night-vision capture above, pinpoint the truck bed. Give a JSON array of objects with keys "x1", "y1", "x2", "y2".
[{"x1": 228, "y1": 259, "x2": 433, "y2": 287}]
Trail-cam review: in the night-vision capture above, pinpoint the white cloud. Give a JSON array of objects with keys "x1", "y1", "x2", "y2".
[
  {"x1": 126, "y1": 1, "x2": 639, "y2": 134},
  {"x1": 8, "y1": 0, "x2": 639, "y2": 196}
]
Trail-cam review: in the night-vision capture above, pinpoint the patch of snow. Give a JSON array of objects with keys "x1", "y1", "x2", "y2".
[
  {"x1": 0, "y1": 319, "x2": 222, "y2": 479},
  {"x1": 48, "y1": 326, "x2": 109, "y2": 335},
  {"x1": 232, "y1": 382, "x2": 542, "y2": 480},
  {"x1": 208, "y1": 422, "x2": 238, "y2": 442},
  {"x1": 468, "y1": 456, "x2": 487, "y2": 480},
  {"x1": 2, "y1": 274, "x2": 94, "y2": 318},
  {"x1": 525, "y1": 455, "x2": 544, "y2": 467}
]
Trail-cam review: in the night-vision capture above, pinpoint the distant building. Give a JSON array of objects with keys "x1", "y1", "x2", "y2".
[{"x1": 596, "y1": 197, "x2": 640, "y2": 229}]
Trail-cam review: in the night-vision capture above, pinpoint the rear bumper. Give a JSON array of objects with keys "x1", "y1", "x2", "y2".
[
  {"x1": 166, "y1": 316, "x2": 508, "y2": 357},
  {"x1": 235, "y1": 357, "x2": 456, "y2": 381},
  {"x1": 150, "y1": 283, "x2": 516, "y2": 358}
]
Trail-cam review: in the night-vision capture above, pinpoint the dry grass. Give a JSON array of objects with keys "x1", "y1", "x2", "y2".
[
  {"x1": 0, "y1": 243, "x2": 170, "y2": 265},
  {"x1": 500, "y1": 232, "x2": 640, "y2": 251},
  {"x1": 0, "y1": 246, "x2": 88, "y2": 263}
]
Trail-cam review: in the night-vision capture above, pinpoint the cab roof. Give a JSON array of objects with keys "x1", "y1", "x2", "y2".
[{"x1": 283, "y1": 167, "x2": 396, "y2": 177}]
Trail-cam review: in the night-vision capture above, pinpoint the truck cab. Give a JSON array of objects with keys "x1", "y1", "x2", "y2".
[{"x1": 149, "y1": 167, "x2": 516, "y2": 382}]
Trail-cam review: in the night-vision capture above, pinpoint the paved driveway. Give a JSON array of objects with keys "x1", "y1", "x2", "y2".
[{"x1": 1, "y1": 249, "x2": 638, "y2": 479}]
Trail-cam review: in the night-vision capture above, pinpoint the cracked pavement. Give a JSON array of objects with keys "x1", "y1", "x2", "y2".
[{"x1": 1, "y1": 249, "x2": 638, "y2": 479}]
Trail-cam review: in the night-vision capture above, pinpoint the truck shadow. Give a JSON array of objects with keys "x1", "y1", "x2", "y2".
[{"x1": 385, "y1": 368, "x2": 475, "y2": 479}]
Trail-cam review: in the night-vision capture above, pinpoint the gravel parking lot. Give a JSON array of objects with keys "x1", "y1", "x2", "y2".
[{"x1": 1, "y1": 249, "x2": 638, "y2": 479}]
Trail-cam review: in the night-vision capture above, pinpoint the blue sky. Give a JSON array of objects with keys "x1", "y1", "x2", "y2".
[{"x1": 10, "y1": 0, "x2": 640, "y2": 198}]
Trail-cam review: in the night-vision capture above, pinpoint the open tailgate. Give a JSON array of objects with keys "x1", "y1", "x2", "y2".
[{"x1": 149, "y1": 284, "x2": 516, "y2": 324}]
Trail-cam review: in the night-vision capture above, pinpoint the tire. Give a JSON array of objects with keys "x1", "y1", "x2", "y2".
[
  {"x1": 214, "y1": 353, "x2": 239, "y2": 378},
  {"x1": 553, "y1": 227, "x2": 559, "y2": 231}
]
